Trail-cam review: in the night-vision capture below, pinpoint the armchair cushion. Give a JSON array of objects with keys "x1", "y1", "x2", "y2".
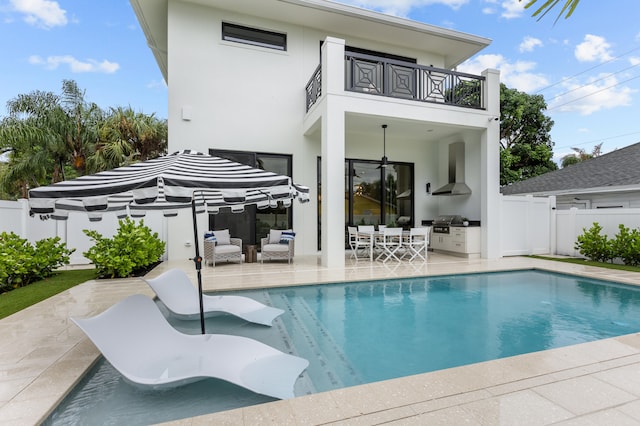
[
  {"x1": 213, "y1": 229, "x2": 230, "y2": 246},
  {"x1": 269, "y1": 229, "x2": 292, "y2": 244}
]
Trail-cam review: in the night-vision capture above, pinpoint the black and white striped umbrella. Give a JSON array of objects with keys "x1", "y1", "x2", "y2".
[
  {"x1": 28, "y1": 150, "x2": 309, "y2": 334},
  {"x1": 29, "y1": 150, "x2": 309, "y2": 219}
]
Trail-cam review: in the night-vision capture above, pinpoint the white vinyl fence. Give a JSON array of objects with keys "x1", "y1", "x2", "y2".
[
  {"x1": 499, "y1": 194, "x2": 554, "y2": 256},
  {"x1": 498, "y1": 194, "x2": 640, "y2": 258},
  {"x1": 555, "y1": 208, "x2": 640, "y2": 257},
  {"x1": 3, "y1": 195, "x2": 640, "y2": 264},
  {"x1": 0, "y1": 199, "x2": 166, "y2": 265}
]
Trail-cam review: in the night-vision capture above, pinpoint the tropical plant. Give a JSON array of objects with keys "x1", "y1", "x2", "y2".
[
  {"x1": 0, "y1": 80, "x2": 102, "y2": 197},
  {"x1": 83, "y1": 218, "x2": 165, "y2": 278},
  {"x1": 574, "y1": 222, "x2": 614, "y2": 263},
  {"x1": 0, "y1": 90, "x2": 63, "y2": 197},
  {"x1": 560, "y1": 143, "x2": 602, "y2": 168},
  {"x1": 0, "y1": 80, "x2": 168, "y2": 200},
  {"x1": 612, "y1": 224, "x2": 640, "y2": 267},
  {"x1": 522, "y1": 0, "x2": 581, "y2": 22},
  {"x1": 89, "y1": 107, "x2": 167, "y2": 172},
  {"x1": 0, "y1": 232, "x2": 74, "y2": 291},
  {"x1": 58, "y1": 80, "x2": 104, "y2": 176}
]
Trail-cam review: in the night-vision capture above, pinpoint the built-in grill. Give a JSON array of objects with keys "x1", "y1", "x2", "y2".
[{"x1": 432, "y1": 215, "x2": 464, "y2": 234}]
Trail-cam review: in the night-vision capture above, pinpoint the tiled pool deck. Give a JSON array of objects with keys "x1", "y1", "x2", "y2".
[{"x1": 3, "y1": 254, "x2": 640, "y2": 425}]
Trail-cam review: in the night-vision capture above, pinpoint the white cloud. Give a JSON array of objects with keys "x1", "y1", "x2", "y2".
[
  {"x1": 10, "y1": 0, "x2": 67, "y2": 29},
  {"x1": 146, "y1": 79, "x2": 167, "y2": 90},
  {"x1": 575, "y1": 34, "x2": 613, "y2": 63},
  {"x1": 501, "y1": 0, "x2": 525, "y2": 19},
  {"x1": 519, "y1": 36, "x2": 543, "y2": 53},
  {"x1": 482, "y1": 0, "x2": 498, "y2": 14},
  {"x1": 548, "y1": 73, "x2": 635, "y2": 115},
  {"x1": 29, "y1": 55, "x2": 120, "y2": 73},
  {"x1": 629, "y1": 56, "x2": 640, "y2": 66},
  {"x1": 457, "y1": 53, "x2": 549, "y2": 93},
  {"x1": 332, "y1": 0, "x2": 468, "y2": 16}
]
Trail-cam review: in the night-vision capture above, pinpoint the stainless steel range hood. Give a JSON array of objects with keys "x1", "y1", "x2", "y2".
[{"x1": 432, "y1": 142, "x2": 472, "y2": 196}]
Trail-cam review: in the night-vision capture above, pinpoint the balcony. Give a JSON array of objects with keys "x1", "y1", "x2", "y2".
[{"x1": 306, "y1": 51, "x2": 485, "y2": 112}]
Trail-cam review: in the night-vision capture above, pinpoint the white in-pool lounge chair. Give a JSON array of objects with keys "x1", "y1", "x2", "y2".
[
  {"x1": 71, "y1": 294, "x2": 308, "y2": 400},
  {"x1": 144, "y1": 268, "x2": 283, "y2": 326}
]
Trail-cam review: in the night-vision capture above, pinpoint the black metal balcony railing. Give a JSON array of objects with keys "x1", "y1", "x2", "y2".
[
  {"x1": 305, "y1": 52, "x2": 486, "y2": 112},
  {"x1": 305, "y1": 65, "x2": 322, "y2": 112}
]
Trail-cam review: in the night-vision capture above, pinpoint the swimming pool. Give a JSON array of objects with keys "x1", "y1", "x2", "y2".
[{"x1": 45, "y1": 269, "x2": 640, "y2": 424}]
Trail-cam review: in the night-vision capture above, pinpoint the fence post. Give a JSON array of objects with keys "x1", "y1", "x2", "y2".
[
  {"x1": 18, "y1": 198, "x2": 29, "y2": 239},
  {"x1": 569, "y1": 207, "x2": 578, "y2": 257},
  {"x1": 549, "y1": 196, "x2": 557, "y2": 255}
]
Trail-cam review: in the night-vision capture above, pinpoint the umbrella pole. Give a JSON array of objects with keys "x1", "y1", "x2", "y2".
[{"x1": 191, "y1": 198, "x2": 206, "y2": 334}]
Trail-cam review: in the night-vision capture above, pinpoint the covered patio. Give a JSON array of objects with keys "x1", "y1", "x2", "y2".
[{"x1": 3, "y1": 254, "x2": 640, "y2": 424}]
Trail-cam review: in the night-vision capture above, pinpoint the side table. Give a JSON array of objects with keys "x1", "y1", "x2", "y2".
[{"x1": 245, "y1": 245, "x2": 257, "y2": 263}]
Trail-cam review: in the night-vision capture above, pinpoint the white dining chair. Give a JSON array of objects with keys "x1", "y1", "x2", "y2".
[
  {"x1": 376, "y1": 227, "x2": 403, "y2": 263},
  {"x1": 355, "y1": 225, "x2": 375, "y2": 260},
  {"x1": 407, "y1": 227, "x2": 430, "y2": 262},
  {"x1": 348, "y1": 226, "x2": 372, "y2": 260}
]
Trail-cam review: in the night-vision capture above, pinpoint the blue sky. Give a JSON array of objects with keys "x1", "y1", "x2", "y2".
[{"x1": 1, "y1": 0, "x2": 639, "y2": 163}]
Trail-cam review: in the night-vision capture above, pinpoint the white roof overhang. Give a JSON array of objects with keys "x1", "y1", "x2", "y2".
[{"x1": 130, "y1": 0, "x2": 491, "y2": 82}]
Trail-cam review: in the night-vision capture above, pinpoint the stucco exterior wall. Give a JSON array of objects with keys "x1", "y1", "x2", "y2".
[{"x1": 161, "y1": 1, "x2": 500, "y2": 261}]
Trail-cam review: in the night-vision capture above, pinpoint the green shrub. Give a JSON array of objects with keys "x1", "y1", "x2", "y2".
[
  {"x1": 0, "y1": 232, "x2": 74, "y2": 292},
  {"x1": 83, "y1": 218, "x2": 165, "y2": 278},
  {"x1": 612, "y1": 224, "x2": 640, "y2": 266},
  {"x1": 575, "y1": 222, "x2": 614, "y2": 263}
]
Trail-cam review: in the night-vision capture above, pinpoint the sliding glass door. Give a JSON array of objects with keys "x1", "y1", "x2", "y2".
[
  {"x1": 318, "y1": 157, "x2": 414, "y2": 250},
  {"x1": 346, "y1": 159, "x2": 413, "y2": 228},
  {"x1": 209, "y1": 149, "x2": 292, "y2": 249}
]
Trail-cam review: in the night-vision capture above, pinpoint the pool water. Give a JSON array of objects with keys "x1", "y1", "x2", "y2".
[{"x1": 46, "y1": 270, "x2": 640, "y2": 424}]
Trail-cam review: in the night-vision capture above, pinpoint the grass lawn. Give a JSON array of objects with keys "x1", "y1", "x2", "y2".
[
  {"x1": 0, "y1": 269, "x2": 96, "y2": 320},
  {"x1": 530, "y1": 255, "x2": 640, "y2": 273}
]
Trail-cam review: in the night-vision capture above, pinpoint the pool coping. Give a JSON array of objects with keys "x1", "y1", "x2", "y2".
[{"x1": 2, "y1": 255, "x2": 640, "y2": 425}]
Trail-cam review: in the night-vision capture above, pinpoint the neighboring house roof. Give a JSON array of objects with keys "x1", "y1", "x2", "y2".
[
  {"x1": 130, "y1": 0, "x2": 491, "y2": 82},
  {"x1": 500, "y1": 142, "x2": 640, "y2": 196}
]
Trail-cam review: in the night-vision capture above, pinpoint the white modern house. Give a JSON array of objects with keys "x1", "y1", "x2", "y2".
[{"x1": 130, "y1": 0, "x2": 501, "y2": 267}]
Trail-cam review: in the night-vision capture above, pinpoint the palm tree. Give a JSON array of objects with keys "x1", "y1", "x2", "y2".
[
  {"x1": 0, "y1": 90, "x2": 66, "y2": 196},
  {"x1": 89, "y1": 106, "x2": 167, "y2": 172},
  {"x1": 0, "y1": 80, "x2": 103, "y2": 189},
  {"x1": 58, "y1": 80, "x2": 103, "y2": 176},
  {"x1": 0, "y1": 80, "x2": 168, "y2": 199},
  {"x1": 560, "y1": 143, "x2": 602, "y2": 168},
  {"x1": 522, "y1": 0, "x2": 580, "y2": 22}
]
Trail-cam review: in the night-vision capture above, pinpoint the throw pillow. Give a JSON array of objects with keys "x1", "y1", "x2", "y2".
[
  {"x1": 204, "y1": 231, "x2": 217, "y2": 244},
  {"x1": 214, "y1": 229, "x2": 230, "y2": 246},
  {"x1": 279, "y1": 231, "x2": 296, "y2": 244}
]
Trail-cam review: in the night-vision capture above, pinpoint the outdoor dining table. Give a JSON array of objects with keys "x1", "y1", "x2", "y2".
[{"x1": 356, "y1": 229, "x2": 410, "y2": 262}]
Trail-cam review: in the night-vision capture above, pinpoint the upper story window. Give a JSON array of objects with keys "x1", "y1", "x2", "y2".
[{"x1": 222, "y1": 22, "x2": 287, "y2": 51}]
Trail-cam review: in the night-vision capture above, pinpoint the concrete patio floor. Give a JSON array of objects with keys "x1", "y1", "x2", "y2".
[{"x1": 3, "y1": 253, "x2": 640, "y2": 425}]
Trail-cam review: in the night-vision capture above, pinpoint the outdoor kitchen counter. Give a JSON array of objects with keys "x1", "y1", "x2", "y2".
[{"x1": 429, "y1": 225, "x2": 481, "y2": 258}]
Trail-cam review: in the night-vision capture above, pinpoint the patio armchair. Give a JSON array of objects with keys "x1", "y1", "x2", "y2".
[
  {"x1": 203, "y1": 229, "x2": 242, "y2": 267},
  {"x1": 261, "y1": 229, "x2": 295, "y2": 263}
]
